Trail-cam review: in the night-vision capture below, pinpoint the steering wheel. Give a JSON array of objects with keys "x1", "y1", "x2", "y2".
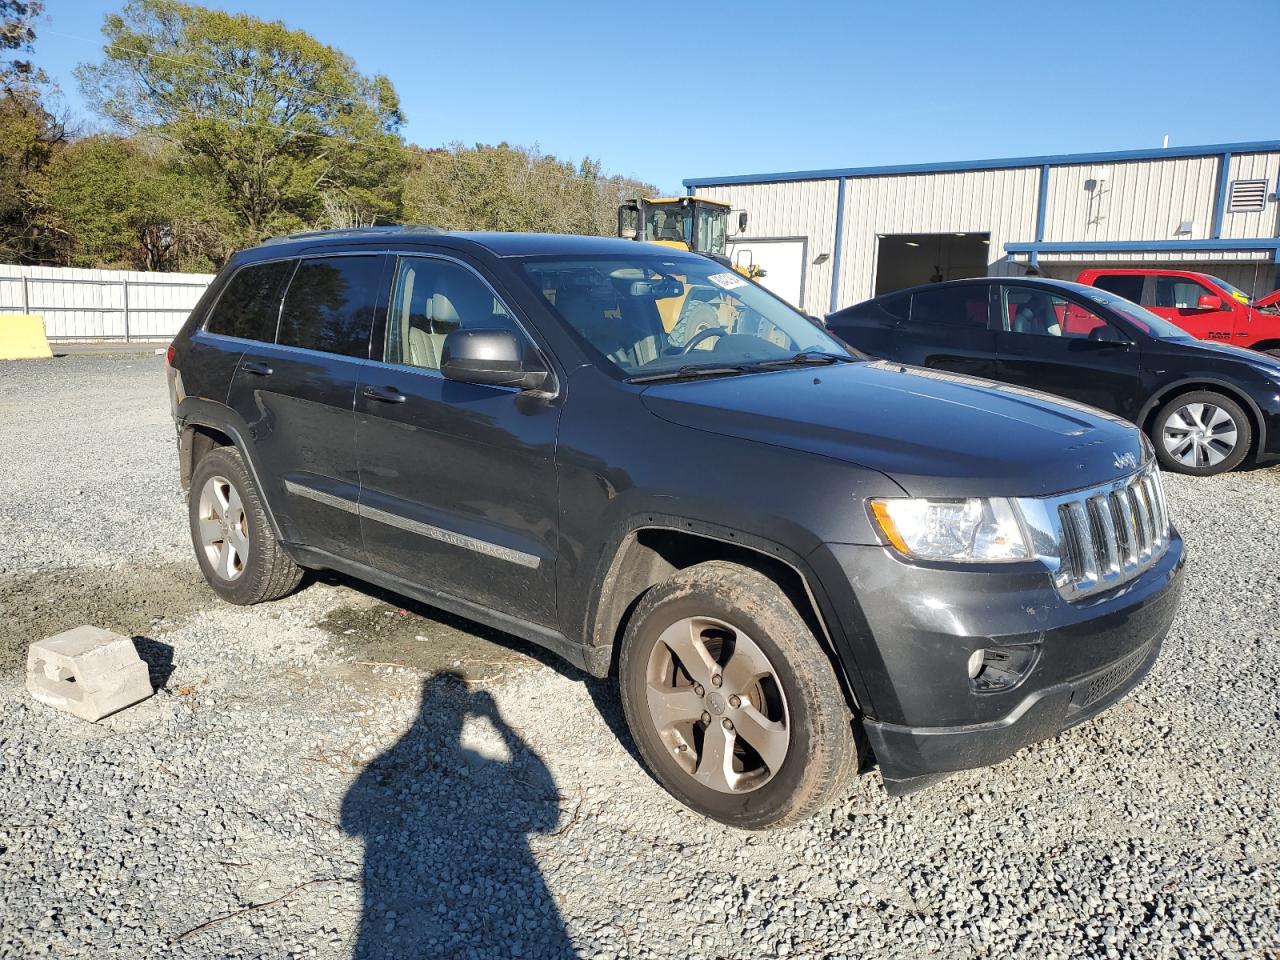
[{"x1": 681, "y1": 326, "x2": 727, "y2": 354}]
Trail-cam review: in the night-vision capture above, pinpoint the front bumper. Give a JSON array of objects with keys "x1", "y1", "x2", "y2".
[{"x1": 810, "y1": 530, "x2": 1186, "y2": 795}]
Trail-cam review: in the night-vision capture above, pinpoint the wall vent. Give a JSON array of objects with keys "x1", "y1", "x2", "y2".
[{"x1": 1227, "y1": 179, "x2": 1268, "y2": 212}]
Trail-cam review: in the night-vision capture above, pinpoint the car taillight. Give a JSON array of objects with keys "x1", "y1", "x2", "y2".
[{"x1": 165, "y1": 345, "x2": 176, "y2": 367}]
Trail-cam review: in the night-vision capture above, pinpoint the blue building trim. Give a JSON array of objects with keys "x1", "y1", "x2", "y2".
[
  {"x1": 1211, "y1": 152, "x2": 1233, "y2": 239},
  {"x1": 683, "y1": 139, "x2": 1280, "y2": 189},
  {"x1": 1005, "y1": 238, "x2": 1280, "y2": 255},
  {"x1": 829, "y1": 177, "x2": 847, "y2": 313}
]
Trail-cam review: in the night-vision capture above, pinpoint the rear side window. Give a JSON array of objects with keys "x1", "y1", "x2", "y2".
[
  {"x1": 1091, "y1": 274, "x2": 1144, "y2": 303},
  {"x1": 910, "y1": 286, "x2": 989, "y2": 327},
  {"x1": 878, "y1": 292, "x2": 911, "y2": 321},
  {"x1": 205, "y1": 260, "x2": 293, "y2": 341},
  {"x1": 277, "y1": 256, "x2": 382, "y2": 358}
]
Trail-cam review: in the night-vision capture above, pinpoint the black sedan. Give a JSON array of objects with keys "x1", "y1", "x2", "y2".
[{"x1": 827, "y1": 277, "x2": 1280, "y2": 476}]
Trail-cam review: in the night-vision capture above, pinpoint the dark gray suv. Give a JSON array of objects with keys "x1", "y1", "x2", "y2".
[{"x1": 166, "y1": 227, "x2": 1186, "y2": 828}]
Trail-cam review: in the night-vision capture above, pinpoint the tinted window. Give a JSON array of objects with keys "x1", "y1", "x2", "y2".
[
  {"x1": 1154, "y1": 276, "x2": 1211, "y2": 310},
  {"x1": 910, "y1": 286, "x2": 990, "y2": 327},
  {"x1": 205, "y1": 260, "x2": 292, "y2": 341},
  {"x1": 879, "y1": 292, "x2": 910, "y2": 321},
  {"x1": 385, "y1": 257, "x2": 519, "y2": 370},
  {"x1": 1092, "y1": 274, "x2": 1144, "y2": 303},
  {"x1": 278, "y1": 256, "x2": 382, "y2": 358}
]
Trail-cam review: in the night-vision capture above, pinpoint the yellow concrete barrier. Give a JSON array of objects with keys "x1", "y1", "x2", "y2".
[{"x1": 0, "y1": 314, "x2": 53, "y2": 360}]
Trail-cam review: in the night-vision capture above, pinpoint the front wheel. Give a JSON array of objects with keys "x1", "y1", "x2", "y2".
[
  {"x1": 618, "y1": 561, "x2": 859, "y2": 829},
  {"x1": 1152, "y1": 390, "x2": 1251, "y2": 476}
]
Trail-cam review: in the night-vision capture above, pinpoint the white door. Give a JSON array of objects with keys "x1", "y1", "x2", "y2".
[{"x1": 729, "y1": 238, "x2": 806, "y2": 308}]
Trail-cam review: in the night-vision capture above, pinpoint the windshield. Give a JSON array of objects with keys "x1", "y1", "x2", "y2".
[
  {"x1": 517, "y1": 254, "x2": 848, "y2": 378},
  {"x1": 643, "y1": 205, "x2": 692, "y2": 247},
  {"x1": 1077, "y1": 286, "x2": 1194, "y2": 339},
  {"x1": 1206, "y1": 275, "x2": 1252, "y2": 304}
]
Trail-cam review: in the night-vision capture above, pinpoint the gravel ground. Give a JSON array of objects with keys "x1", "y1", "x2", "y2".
[{"x1": 1, "y1": 353, "x2": 1278, "y2": 959}]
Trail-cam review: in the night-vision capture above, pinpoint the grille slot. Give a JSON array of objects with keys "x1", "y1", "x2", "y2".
[
  {"x1": 1071, "y1": 642, "x2": 1152, "y2": 711},
  {"x1": 1033, "y1": 463, "x2": 1170, "y2": 601}
]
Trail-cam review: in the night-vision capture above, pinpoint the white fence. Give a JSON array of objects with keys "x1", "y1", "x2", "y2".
[{"x1": 0, "y1": 264, "x2": 215, "y2": 342}]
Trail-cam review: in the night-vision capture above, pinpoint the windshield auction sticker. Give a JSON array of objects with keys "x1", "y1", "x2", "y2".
[{"x1": 707, "y1": 272, "x2": 748, "y2": 290}]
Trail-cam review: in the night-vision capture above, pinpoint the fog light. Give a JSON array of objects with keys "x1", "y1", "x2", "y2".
[
  {"x1": 969, "y1": 643, "x2": 1039, "y2": 693},
  {"x1": 967, "y1": 649, "x2": 985, "y2": 679}
]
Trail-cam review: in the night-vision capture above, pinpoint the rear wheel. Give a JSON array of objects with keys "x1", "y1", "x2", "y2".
[
  {"x1": 1152, "y1": 390, "x2": 1251, "y2": 476},
  {"x1": 188, "y1": 446, "x2": 304, "y2": 604},
  {"x1": 618, "y1": 561, "x2": 858, "y2": 829}
]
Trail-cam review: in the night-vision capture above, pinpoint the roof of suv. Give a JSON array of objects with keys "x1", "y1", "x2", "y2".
[{"x1": 254, "y1": 226, "x2": 677, "y2": 260}]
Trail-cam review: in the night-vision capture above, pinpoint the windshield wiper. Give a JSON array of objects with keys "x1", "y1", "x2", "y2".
[
  {"x1": 626, "y1": 363, "x2": 748, "y2": 384},
  {"x1": 750, "y1": 350, "x2": 856, "y2": 369}
]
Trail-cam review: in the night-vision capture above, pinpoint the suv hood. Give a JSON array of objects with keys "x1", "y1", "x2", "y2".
[
  {"x1": 640, "y1": 360, "x2": 1147, "y2": 499},
  {"x1": 1254, "y1": 289, "x2": 1280, "y2": 310}
]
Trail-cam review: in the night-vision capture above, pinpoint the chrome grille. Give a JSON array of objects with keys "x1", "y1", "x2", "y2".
[{"x1": 1016, "y1": 462, "x2": 1171, "y2": 601}]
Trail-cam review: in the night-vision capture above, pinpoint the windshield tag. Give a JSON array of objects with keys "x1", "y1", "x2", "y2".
[{"x1": 707, "y1": 272, "x2": 747, "y2": 290}]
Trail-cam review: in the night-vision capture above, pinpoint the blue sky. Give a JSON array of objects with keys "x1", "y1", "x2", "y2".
[{"x1": 42, "y1": 0, "x2": 1280, "y2": 193}]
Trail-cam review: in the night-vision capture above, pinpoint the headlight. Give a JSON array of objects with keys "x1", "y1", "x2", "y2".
[{"x1": 868, "y1": 497, "x2": 1030, "y2": 562}]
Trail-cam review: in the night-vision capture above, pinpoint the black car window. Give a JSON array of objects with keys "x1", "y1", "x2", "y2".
[
  {"x1": 1155, "y1": 276, "x2": 1212, "y2": 310},
  {"x1": 385, "y1": 257, "x2": 520, "y2": 370},
  {"x1": 1001, "y1": 286, "x2": 1119, "y2": 340},
  {"x1": 910, "y1": 286, "x2": 989, "y2": 327},
  {"x1": 277, "y1": 255, "x2": 382, "y2": 358},
  {"x1": 204, "y1": 260, "x2": 293, "y2": 342},
  {"x1": 879, "y1": 292, "x2": 911, "y2": 321},
  {"x1": 1091, "y1": 274, "x2": 1144, "y2": 304}
]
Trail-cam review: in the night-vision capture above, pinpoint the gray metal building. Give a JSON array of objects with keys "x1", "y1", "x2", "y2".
[{"x1": 683, "y1": 140, "x2": 1280, "y2": 316}]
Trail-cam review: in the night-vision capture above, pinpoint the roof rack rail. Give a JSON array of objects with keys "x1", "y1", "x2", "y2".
[{"x1": 261, "y1": 224, "x2": 445, "y2": 245}]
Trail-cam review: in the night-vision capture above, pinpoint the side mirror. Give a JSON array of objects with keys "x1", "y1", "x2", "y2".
[
  {"x1": 1088, "y1": 325, "x2": 1130, "y2": 345},
  {"x1": 738, "y1": 211, "x2": 748, "y2": 232},
  {"x1": 1196, "y1": 293, "x2": 1223, "y2": 311},
  {"x1": 440, "y1": 329, "x2": 549, "y2": 391},
  {"x1": 617, "y1": 203, "x2": 639, "y2": 241}
]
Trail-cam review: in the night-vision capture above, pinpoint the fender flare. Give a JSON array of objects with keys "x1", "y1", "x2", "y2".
[
  {"x1": 177, "y1": 399, "x2": 290, "y2": 545},
  {"x1": 585, "y1": 512, "x2": 867, "y2": 710},
  {"x1": 1137, "y1": 376, "x2": 1268, "y2": 459}
]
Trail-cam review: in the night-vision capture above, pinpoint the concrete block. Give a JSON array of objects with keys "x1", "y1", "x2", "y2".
[
  {"x1": 0, "y1": 314, "x2": 53, "y2": 360},
  {"x1": 27, "y1": 626, "x2": 153, "y2": 722}
]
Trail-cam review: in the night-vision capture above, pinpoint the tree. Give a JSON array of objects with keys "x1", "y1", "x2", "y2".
[
  {"x1": 403, "y1": 142, "x2": 656, "y2": 237},
  {"x1": 77, "y1": 0, "x2": 407, "y2": 244},
  {"x1": 0, "y1": 0, "x2": 42, "y2": 86},
  {"x1": 38, "y1": 135, "x2": 229, "y2": 270}
]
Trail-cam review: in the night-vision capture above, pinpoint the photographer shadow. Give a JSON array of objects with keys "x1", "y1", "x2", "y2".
[{"x1": 340, "y1": 671, "x2": 577, "y2": 959}]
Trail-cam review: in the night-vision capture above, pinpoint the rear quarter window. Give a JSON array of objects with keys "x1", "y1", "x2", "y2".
[
  {"x1": 277, "y1": 255, "x2": 383, "y2": 358},
  {"x1": 204, "y1": 260, "x2": 294, "y2": 341}
]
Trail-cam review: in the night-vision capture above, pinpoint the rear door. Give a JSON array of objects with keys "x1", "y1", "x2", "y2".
[
  {"x1": 1149, "y1": 273, "x2": 1235, "y2": 342},
  {"x1": 894, "y1": 283, "x2": 998, "y2": 378},
  {"x1": 354, "y1": 253, "x2": 561, "y2": 629},
  {"x1": 227, "y1": 252, "x2": 387, "y2": 560},
  {"x1": 993, "y1": 283, "x2": 1142, "y2": 420}
]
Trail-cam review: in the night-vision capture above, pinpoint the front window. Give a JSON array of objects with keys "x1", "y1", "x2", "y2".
[
  {"x1": 517, "y1": 254, "x2": 848, "y2": 378},
  {"x1": 1154, "y1": 276, "x2": 1212, "y2": 310},
  {"x1": 695, "y1": 203, "x2": 728, "y2": 256},
  {"x1": 1001, "y1": 285, "x2": 1119, "y2": 340}
]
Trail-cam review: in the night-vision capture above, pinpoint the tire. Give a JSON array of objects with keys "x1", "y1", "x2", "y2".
[
  {"x1": 1151, "y1": 390, "x2": 1251, "y2": 476},
  {"x1": 188, "y1": 445, "x2": 304, "y2": 605},
  {"x1": 618, "y1": 560, "x2": 859, "y2": 829}
]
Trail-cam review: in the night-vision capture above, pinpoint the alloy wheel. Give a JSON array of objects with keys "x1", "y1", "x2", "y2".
[
  {"x1": 197, "y1": 475, "x2": 249, "y2": 581},
  {"x1": 1161, "y1": 402, "x2": 1238, "y2": 469},
  {"x1": 643, "y1": 616, "x2": 790, "y2": 794}
]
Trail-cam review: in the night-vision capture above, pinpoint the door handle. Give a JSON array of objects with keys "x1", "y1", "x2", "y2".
[
  {"x1": 242, "y1": 361, "x2": 273, "y2": 376},
  {"x1": 363, "y1": 385, "x2": 407, "y2": 404}
]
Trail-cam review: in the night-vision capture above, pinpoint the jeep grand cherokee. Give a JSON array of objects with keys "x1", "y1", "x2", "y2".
[{"x1": 166, "y1": 228, "x2": 1186, "y2": 829}]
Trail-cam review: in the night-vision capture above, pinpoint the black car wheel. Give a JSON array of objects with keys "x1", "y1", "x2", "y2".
[
  {"x1": 618, "y1": 561, "x2": 859, "y2": 829},
  {"x1": 1152, "y1": 390, "x2": 1251, "y2": 476}
]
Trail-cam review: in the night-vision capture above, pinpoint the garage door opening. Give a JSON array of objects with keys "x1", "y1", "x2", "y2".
[{"x1": 874, "y1": 232, "x2": 991, "y2": 296}]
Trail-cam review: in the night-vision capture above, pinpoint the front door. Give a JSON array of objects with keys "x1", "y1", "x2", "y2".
[
  {"x1": 993, "y1": 283, "x2": 1143, "y2": 421},
  {"x1": 355, "y1": 254, "x2": 561, "y2": 629},
  {"x1": 227, "y1": 253, "x2": 387, "y2": 560},
  {"x1": 1149, "y1": 274, "x2": 1236, "y2": 342}
]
